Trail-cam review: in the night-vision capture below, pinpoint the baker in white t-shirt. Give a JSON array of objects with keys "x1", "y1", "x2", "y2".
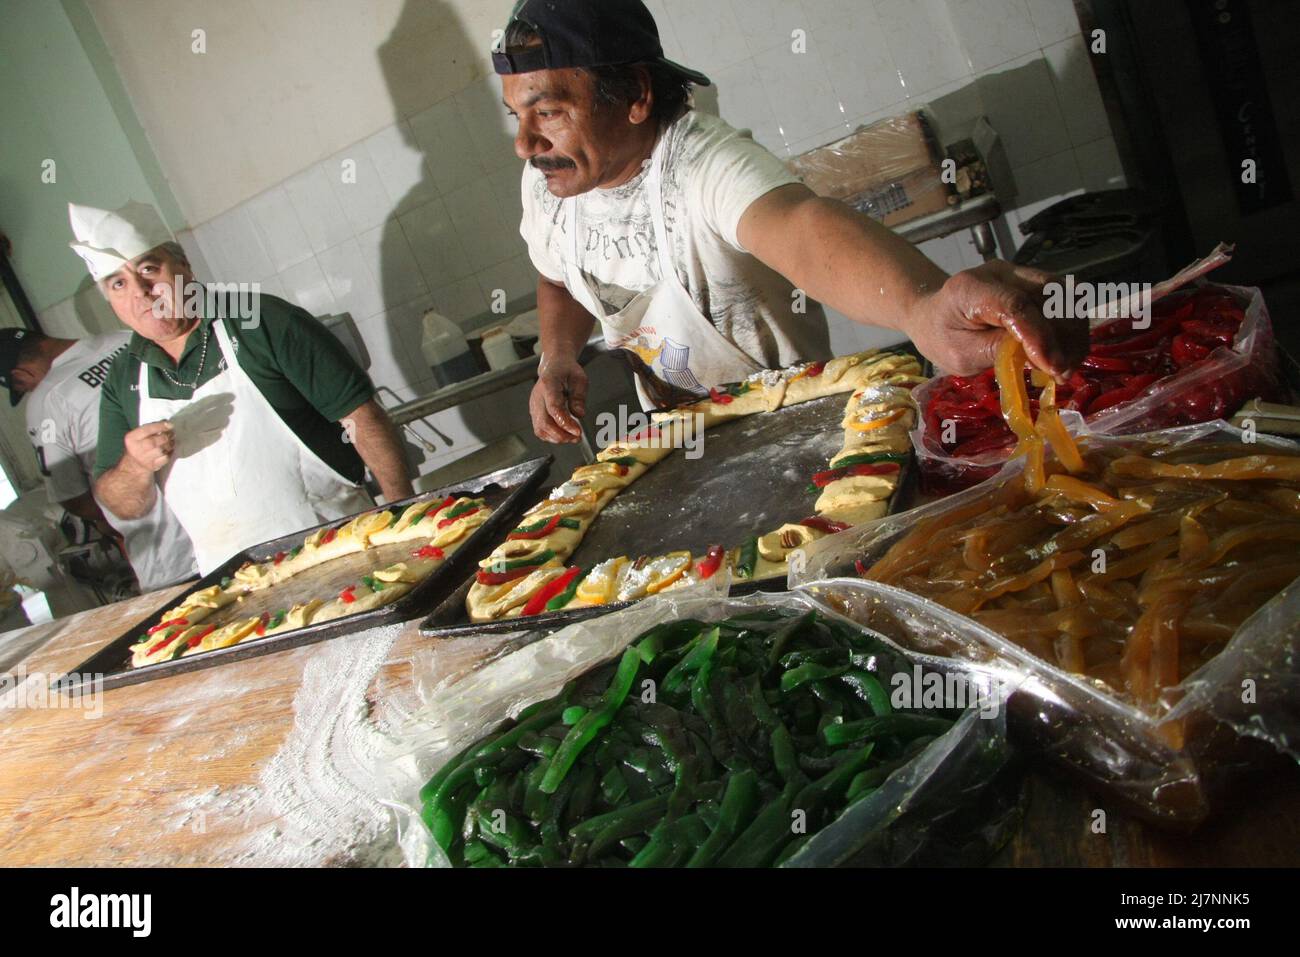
[
  {"x1": 0, "y1": 327, "x2": 198, "y2": 592},
  {"x1": 495, "y1": 0, "x2": 1086, "y2": 438}
]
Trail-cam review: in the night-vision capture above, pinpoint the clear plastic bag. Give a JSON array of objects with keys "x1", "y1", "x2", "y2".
[
  {"x1": 1086, "y1": 284, "x2": 1282, "y2": 434},
  {"x1": 380, "y1": 578, "x2": 1020, "y2": 867},
  {"x1": 791, "y1": 422, "x2": 1300, "y2": 825},
  {"x1": 912, "y1": 281, "x2": 1285, "y2": 494}
]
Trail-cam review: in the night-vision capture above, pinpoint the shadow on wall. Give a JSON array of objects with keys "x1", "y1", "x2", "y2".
[
  {"x1": 956, "y1": 52, "x2": 1116, "y2": 261},
  {"x1": 378, "y1": 0, "x2": 478, "y2": 397},
  {"x1": 375, "y1": 0, "x2": 521, "y2": 466},
  {"x1": 71, "y1": 276, "x2": 120, "y2": 338}
]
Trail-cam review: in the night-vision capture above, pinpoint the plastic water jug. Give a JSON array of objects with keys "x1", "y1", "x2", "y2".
[{"x1": 420, "y1": 310, "x2": 479, "y2": 388}]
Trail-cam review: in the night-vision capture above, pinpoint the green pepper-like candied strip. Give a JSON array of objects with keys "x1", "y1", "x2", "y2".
[
  {"x1": 715, "y1": 781, "x2": 801, "y2": 867},
  {"x1": 780, "y1": 661, "x2": 848, "y2": 692},
  {"x1": 422, "y1": 699, "x2": 569, "y2": 849},
  {"x1": 763, "y1": 611, "x2": 817, "y2": 669},
  {"x1": 839, "y1": 669, "x2": 892, "y2": 716},
  {"x1": 540, "y1": 647, "x2": 642, "y2": 794},
  {"x1": 661, "y1": 626, "x2": 719, "y2": 695},
  {"x1": 822, "y1": 713, "x2": 954, "y2": 748},
  {"x1": 428, "y1": 609, "x2": 968, "y2": 867},
  {"x1": 685, "y1": 768, "x2": 759, "y2": 867},
  {"x1": 570, "y1": 793, "x2": 669, "y2": 864}
]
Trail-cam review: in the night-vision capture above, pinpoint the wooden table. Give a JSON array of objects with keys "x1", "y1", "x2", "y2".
[
  {"x1": 0, "y1": 587, "x2": 498, "y2": 867},
  {"x1": 1, "y1": 591, "x2": 1296, "y2": 866}
]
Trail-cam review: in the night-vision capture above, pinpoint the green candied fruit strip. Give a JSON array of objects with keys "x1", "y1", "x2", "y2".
[
  {"x1": 830, "y1": 451, "x2": 909, "y2": 469},
  {"x1": 487, "y1": 549, "x2": 556, "y2": 573},
  {"x1": 735, "y1": 536, "x2": 759, "y2": 579},
  {"x1": 540, "y1": 647, "x2": 641, "y2": 794},
  {"x1": 512, "y1": 517, "x2": 582, "y2": 535},
  {"x1": 545, "y1": 568, "x2": 589, "y2": 611},
  {"x1": 441, "y1": 498, "x2": 487, "y2": 521}
]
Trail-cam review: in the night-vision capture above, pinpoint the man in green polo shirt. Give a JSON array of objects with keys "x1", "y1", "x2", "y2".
[{"x1": 75, "y1": 200, "x2": 413, "y2": 574}]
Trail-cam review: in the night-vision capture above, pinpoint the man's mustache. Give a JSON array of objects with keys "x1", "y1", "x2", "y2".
[{"x1": 531, "y1": 155, "x2": 577, "y2": 172}]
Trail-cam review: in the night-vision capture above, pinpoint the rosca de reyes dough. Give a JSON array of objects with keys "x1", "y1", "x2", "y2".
[
  {"x1": 129, "y1": 494, "x2": 494, "y2": 667},
  {"x1": 466, "y1": 349, "x2": 924, "y2": 622}
]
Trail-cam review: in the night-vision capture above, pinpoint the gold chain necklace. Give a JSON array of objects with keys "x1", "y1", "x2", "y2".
[{"x1": 158, "y1": 324, "x2": 210, "y2": 390}]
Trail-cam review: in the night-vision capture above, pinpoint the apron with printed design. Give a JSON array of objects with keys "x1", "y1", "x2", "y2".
[
  {"x1": 137, "y1": 319, "x2": 373, "y2": 574},
  {"x1": 562, "y1": 139, "x2": 764, "y2": 411}
]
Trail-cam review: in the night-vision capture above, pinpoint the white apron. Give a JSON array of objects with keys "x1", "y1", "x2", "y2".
[
  {"x1": 563, "y1": 139, "x2": 764, "y2": 410},
  {"x1": 105, "y1": 494, "x2": 198, "y2": 592},
  {"x1": 137, "y1": 319, "x2": 373, "y2": 574}
]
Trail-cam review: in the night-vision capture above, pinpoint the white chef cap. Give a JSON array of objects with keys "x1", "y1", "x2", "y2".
[{"x1": 68, "y1": 201, "x2": 174, "y2": 281}]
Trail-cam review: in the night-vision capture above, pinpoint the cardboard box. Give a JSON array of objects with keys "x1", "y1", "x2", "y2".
[{"x1": 788, "y1": 110, "x2": 953, "y2": 227}]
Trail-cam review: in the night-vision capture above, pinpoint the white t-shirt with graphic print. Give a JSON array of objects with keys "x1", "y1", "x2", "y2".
[
  {"x1": 519, "y1": 109, "x2": 830, "y2": 371},
  {"x1": 25, "y1": 332, "x2": 130, "y2": 502}
]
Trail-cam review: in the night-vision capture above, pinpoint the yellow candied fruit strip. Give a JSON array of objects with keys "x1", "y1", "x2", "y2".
[
  {"x1": 572, "y1": 461, "x2": 635, "y2": 480},
  {"x1": 644, "y1": 552, "x2": 693, "y2": 594},
  {"x1": 575, "y1": 557, "x2": 627, "y2": 605},
  {"x1": 1021, "y1": 435, "x2": 1046, "y2": 494},
  {"x1": 1111, "y1": 454, "x2": 1300, "y2": 482},
  {"x1": 847, "y1": 408, "x2": 906, "y2": 432},
  {"x1": 995, "y1": 335, "x2": 1035, "y2": 441},
  {"x1": 1031, "y1": 371, "x2": 1086, "y2": 474},
  {"x1": 1045, "y1": 474, "x2": 1124, "y2": 511}
]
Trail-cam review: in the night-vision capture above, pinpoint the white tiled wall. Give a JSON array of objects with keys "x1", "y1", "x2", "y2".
[{"x1": 162, "y1": 0, "x2": 1120, "y2": 466}]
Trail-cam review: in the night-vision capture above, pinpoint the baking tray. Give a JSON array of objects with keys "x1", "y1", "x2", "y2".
[
  {"x1": 421, "y1": 388, "x2": 917, "y2": 638},
  {"x1": 57, "y1": 457, "x2": 552, "y2": 693}
]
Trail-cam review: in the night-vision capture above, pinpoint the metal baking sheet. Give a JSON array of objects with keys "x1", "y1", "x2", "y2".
[
  {"x1": 422, "y1": 385, "x2": 917, "y2": 638},
  {"x1": 57, "y1": 457, "x2": 552, "y2": 693}
]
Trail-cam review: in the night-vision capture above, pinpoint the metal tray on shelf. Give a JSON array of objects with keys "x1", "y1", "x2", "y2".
[{"x1": 58, "y1": 456, "x2": 552, "y2": 692}]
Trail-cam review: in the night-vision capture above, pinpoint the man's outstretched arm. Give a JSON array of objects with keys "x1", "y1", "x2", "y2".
[{"x1": 738, "y1": 183, "x2": 1086, "y2": 378}]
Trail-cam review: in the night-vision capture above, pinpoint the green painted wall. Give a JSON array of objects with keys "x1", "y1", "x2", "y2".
[{"x1": 0, "y1": 0, "x2": 183, "y2": 314}]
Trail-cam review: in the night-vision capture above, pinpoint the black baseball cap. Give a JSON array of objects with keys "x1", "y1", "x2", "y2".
[
  {"x1": 493, "y1": 0, "x2": 711, "y2": 87},
  {"x1": 0, "y1": 328, "x2": 32, "y2": 406}
]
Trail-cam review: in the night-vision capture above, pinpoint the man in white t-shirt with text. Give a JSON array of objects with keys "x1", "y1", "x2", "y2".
[
  {"x1": 1, "y1": 327, "x2": 198, "y2": 592},
  {"x1": 497, "y1": 0, "x2": 1085, "y2": 440}
]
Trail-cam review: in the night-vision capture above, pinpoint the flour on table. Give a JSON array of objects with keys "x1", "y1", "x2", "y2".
[{"x1": 188, "y1": 623, "x2": 410, "y2": 866}]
